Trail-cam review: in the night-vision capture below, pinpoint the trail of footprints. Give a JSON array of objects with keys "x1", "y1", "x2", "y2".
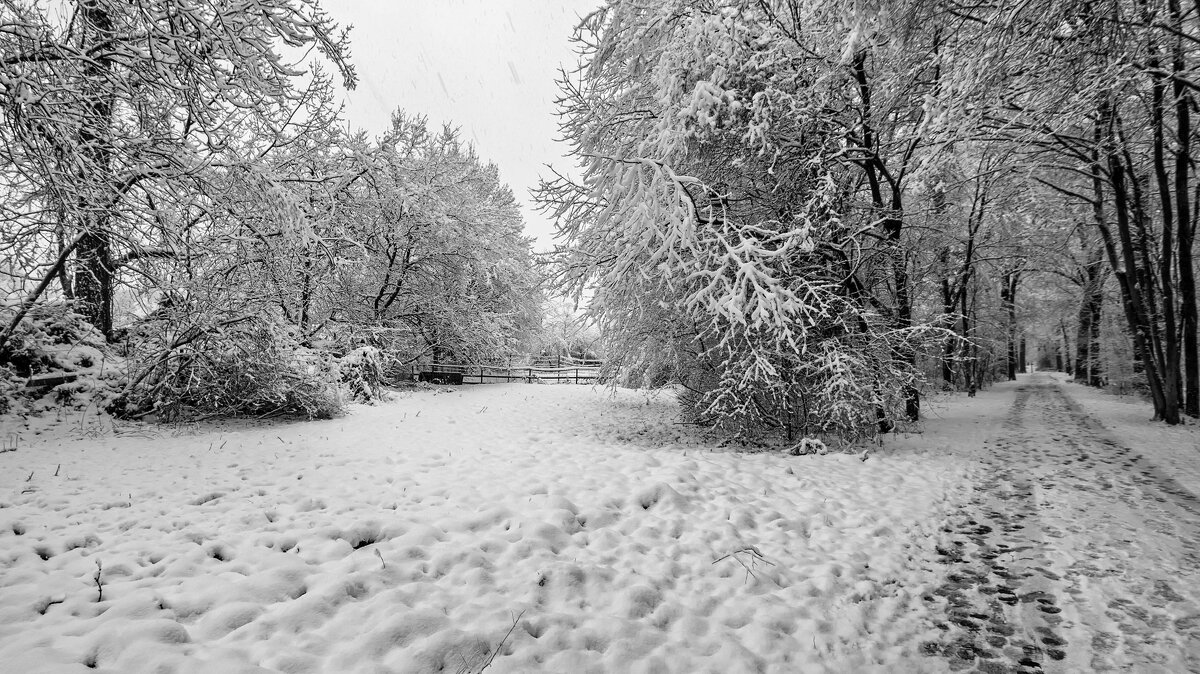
[{"x1": 922, "y1": 379, "x2": 1200, "y2": 673}]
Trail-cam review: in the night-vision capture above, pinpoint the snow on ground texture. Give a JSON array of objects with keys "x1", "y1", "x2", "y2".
[
  {"x1": 916, "y1": 373, "x2": 1200, "y2": 673},
  {"x1": 0, "y1": 384, "x2": 970, "y2": 674},
  {"x1": 1052, "y1": 371, "x2": 1200, "y2": 500}
]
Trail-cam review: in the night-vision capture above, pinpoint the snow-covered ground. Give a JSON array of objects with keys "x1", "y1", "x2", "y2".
[
  {"x1": 920, "y1": 373, "x2": 1200, "y2": 673},
  {"x1": 0, "y1": 383, "x2": 978, "y2": 673},
  {"x1": 1051, "y1": 371, "x2": 1200, "y2": 500},
  {"x1": 1, "y1": 375, "x2": 1197, "y2": 673}
]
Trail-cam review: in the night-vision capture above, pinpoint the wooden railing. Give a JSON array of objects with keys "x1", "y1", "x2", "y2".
[{"x1": 412, "y1": 361, "x2": 602, "y2": 385}]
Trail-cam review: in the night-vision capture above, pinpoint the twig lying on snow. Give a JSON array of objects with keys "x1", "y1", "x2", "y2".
[
  {"x1": 475, "y1": 609, "x2": 525, "y2": 673},
  {"x1": 712, "y1": 546, "x2": 774, "y2": 567},
  {"x1": 713, "y1": 546, "x2": 775, "y2": 584}
]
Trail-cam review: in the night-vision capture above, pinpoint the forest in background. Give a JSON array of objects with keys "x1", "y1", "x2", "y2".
[{"x1": 0, "y1": 0, "x2": 1197, "y2": 441}]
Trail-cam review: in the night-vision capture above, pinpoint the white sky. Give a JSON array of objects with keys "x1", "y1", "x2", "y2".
[{"x1": 321, "y1": 0, "x2": 600, "y2": 250}]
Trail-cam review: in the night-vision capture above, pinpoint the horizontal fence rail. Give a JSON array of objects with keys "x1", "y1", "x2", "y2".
[{"x1": 411, "y1": 362, "x2": 602, "y2": 385}]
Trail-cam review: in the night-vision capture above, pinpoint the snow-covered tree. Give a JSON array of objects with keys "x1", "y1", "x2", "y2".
[
  {"x1": 539, "y1": 0, "x2": 961, "y2": 440},
  {"x1": 0, "y1": 0, "x2": 355, "y2": 349},
  {"x1": 339, "y1": 113, "x2": 542, "y2": 366}
]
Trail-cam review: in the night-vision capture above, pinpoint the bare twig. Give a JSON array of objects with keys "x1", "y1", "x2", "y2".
[
  {"x1": 711, "y1": 546, "x2": 775, "y2": 567},
  {"x1": 93, "y1": 560, "x2": 104, "y2": 602},
  {"x1": 476, "y1": 609, "x2": 525, "y2": 673},
  {"x1": 712, "y1": 546, "x2": 776, "y2": 584}
]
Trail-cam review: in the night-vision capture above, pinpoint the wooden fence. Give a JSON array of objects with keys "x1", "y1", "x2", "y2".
[{"x1": 412, "y1": 361, "x2": 602, "y2": 385}]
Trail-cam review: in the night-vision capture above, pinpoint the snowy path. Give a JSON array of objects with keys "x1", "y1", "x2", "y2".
[{"x1": 925, "y1": 373, "x2": 1200, "y2": 673}]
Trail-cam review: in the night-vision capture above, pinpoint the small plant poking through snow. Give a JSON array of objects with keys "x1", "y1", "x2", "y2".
[{"x1": 93, "y1": 560, "x2": 104, "y2": 602}]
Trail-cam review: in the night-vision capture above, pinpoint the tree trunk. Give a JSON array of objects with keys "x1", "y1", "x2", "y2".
[
  {"x1": 1060, "y1": 319, "x2": 1072, "y2": 375},
  {"x1": 1002, "y1": 270, "x2": 1020, "y2": 381},
  {"x1": 74, "y1": 0, "x2": 116, "y2": 338},
  {"x1": 74, "y1": 229, "x2": 114, "y2": 337},
  {"x1": 940, "y1": 250, "x2": 956, "y2": 388},
  {"x1": 1090, "y1": 97, "x2": 1176, "y2": 422},
  {"x1": 1075, "y1": 247, "x2": 1106, "y2": 387},
  {"x1": 0, "y1": 233, "x2": 87, "y2": 357},
  {"x1": 1169, "y1": 0, "x2": 1199, "y2": 417},
  {"x1": 1087, "y1": 293, "x2": 1103, "y2": 386},
  {"x1": 1111, "y1": 148, "x2": 1175, "y2": 421}
]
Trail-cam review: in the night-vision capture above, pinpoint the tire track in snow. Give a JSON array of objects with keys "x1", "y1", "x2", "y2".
[{"x1": 923, "y1": 373, "x2": 1200, "y2": 673}]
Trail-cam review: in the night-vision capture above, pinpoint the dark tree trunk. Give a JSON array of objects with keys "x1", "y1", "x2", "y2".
[
  {"x1": 1169, "y1": 0, "x2": 1199, "y2": 417},
  {"x1": 1075, "y1": 247, "x2": 1106, "y2": 387},
  {"x1": 74, "y1": 230, "x2": 113, "y2": 337},
  {"x1": 1001, "y1": 270, "x2": 1021, "y2": 381},
  {"x1": 1074, "y1": 301, "x2": 1091, "y2": 381},
  {"x1": 1088, "y1": 97, "x2": 1175, "y2": 421},
  {"x1": 1060, "y1": 319, "x2": 1072, "y2": 375},
  {"x1": 73, "y1": 0, "x2": 116, "y2": 338},
  {"x1": 1111, "y1": 144, "x2": 1174, "y2": 421},
  {"x1": 959, "y1": 270, "x2": 975, "y2": 394},
  {"x1": 1146, "y1": 35, "x2": 1184, "y2": 422},
  {"x1": 940, "y1": 249, "x2": 956, "y2": 388},
  {"x1": 1087, "y1": 297, "x2": 1103, "y2": 386}
]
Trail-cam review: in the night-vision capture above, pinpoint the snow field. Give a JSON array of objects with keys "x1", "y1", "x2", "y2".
[{"x1": 1, "y1": 384, "x2": 977, "y2": 673}]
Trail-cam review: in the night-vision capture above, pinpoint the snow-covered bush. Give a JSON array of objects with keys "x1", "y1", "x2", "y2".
[
  {"x1": 0, "y1": 302, "x2": 108, "y2": 377},
  {"x1": 338, "y1": 346, "x2": 386, "y2": 402},
  {"x1": 113, "y1": 309, "x2": 342, "y2": 421},
  {"x1": 0, "y1": 302, "x2": 118, "y2": 413},
  {"x1": 787, "y1": 437, "x2": 829, "y2": 456},
  {"x1": 0, "y1": 370, "x2": 15, "y2": 414}
]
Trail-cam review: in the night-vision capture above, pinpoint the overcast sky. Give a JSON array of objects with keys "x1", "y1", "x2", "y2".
[{"x1": 321, "y1": 0, "x2": 600, "y2": 250}]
